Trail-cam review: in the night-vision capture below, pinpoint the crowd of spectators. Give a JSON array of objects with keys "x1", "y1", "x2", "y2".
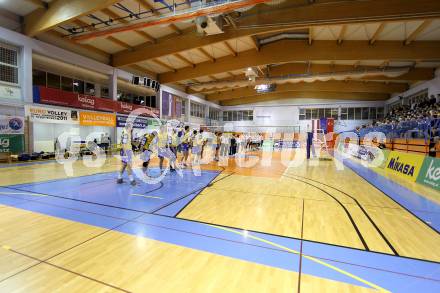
[{"x1": 354, "y1": 96, "x2": 439, "y2": 140}]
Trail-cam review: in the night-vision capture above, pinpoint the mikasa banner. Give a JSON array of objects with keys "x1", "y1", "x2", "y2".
[
  {"x1": 25, "y1": 105, "x2": 79, "y2": 124},
  {"x1": 385, "y1": 151, "x2": 425, "y2": 181}
]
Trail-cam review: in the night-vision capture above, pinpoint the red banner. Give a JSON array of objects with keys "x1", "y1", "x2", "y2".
[{"x1": 36, "y1": 86, "x2": 159, "y2": 117}]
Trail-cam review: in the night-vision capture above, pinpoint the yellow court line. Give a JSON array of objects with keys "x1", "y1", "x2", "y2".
[
  {"x1": 208, "y1": 224, "x2": 390, "y2": 292},
  {"x1": 130, "y1": 194, "x2": 163, "y2": 199},
  {"x1": 0, "y1": 192, "x2": 47, "y2": 197}
]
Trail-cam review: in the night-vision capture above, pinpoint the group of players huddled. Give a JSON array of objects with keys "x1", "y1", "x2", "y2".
[{"x1": 117, "y1": 122, "x2": 214, "y2": 186}]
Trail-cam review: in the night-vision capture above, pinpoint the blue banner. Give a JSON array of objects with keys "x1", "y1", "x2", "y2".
[{"x1": 116, "y1": 115, "x2": 150, "y2": 129}]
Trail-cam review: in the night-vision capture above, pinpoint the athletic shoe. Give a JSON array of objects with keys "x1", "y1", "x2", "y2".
[
  {"x1": 130, "y1": 180, "x2": 136, "y2": 186},
  {"x1": 117, "y1": 178, "x2": 123, "y2": 184}
]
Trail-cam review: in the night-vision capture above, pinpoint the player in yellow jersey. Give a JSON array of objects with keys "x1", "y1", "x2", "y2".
[
  {"x1": 157, "y1": 125, "x2": 169, "y2": 173},
  {"x1": 169, "y1": 128, "x2": 179, "y2": 172},
  {"x1": 117, "y1": 122, "x2": 136, "y2": 186},
  {"x1": 139, "y1": 130, "x2": 157, "y2": 174}
]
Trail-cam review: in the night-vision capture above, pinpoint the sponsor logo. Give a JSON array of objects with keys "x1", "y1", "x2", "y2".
[
  {"x1": 425, "y1": 160, "x2": 440, "y2": 181},
  {"x1": 8, "y1": 118, "x2": 23, "y2": 131},
  {"x1": 387, "y1": 156, "x2": 415, "y2": 177},
  {"x1": 0, "y1": 138, "x2": 9, "y2": 148},
  {"x1": 78, "y1": 95, "x2": 95, "y2": 106}
]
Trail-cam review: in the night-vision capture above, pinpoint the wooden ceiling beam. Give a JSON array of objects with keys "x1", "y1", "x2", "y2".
[
  {"x1": 198, "y1": 48, "x2": 215, "y2": 62},
  {"x1": 134, "y1": 30, "x2": 156, "y2": 43},
  {"x1": 174, "y1": 53, "x2": 195, "y2": 67},
  {"x1": 369, "y1": 22, "x2": 386, "y2": 45},
  {"x1": 206, "y1": 80, "x2": 408, "y2": 102},
  {"x1": 159, "y1": 40, "x2": 440, "y2": 83},
  {"x1": 405, "y1": 20, "x2": 432, "y2": 45},
  {"x1": 224, "y1": 41, "x2": 237, "y2": 57},
  {"x1": 134, "y1": 0, "x2": 180, "y2": 34},
  {"x1": 220, "y1": 91, "x2": 390, "y2": 106},
  {"x1": 107, "y1": 36, "x2": 132, "y2": 49},
  {"x1": 266, "y1": 63, "x2": 434, "y2": 81},
  {"x1": 112, "y1": 0, "x2": 440, "y2": 67},
  {"x1": 152, "y1": 59, "x2": 176, "y2": 72},
  {"x1": 337, "y1": 25, "x2": 347, "y2": 44},
  {"x1": 24, "y1": 0, "x2": 120, "y2": 36},
  {"x1": 45, "y1": 30, "x2": 109, "y2": 57}
]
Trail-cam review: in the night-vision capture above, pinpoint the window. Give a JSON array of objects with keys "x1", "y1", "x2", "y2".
[
  {"x1": 331, "y1": 108, "x2": 338, "y2": 119},
  {"x1": 85, "y1": 82, "x2": 95, "y2": 96},
  {"x1": 348, "y1": 108, "x2": 355, "y2": 120},
  {"x1": 209, "y1": 108, "x2": 220, "y2": 121},
  {"x1": 0, "y1": 44, "x2": 19, "y2": 85},
  {"x1": 181, "y1": 99, "x2": 186, "y2": 115},
  {"x1": 377, "y1": 107, "x2": 384, "y2": 119},
  {"x1": 101, "y1": 86, "x2": 109, "y2": 98},
  {"x1": 340, "y1": 108, "x2": 348, "y2": 120},
  {"x1": 299, "y1": 109, "x2": 305, "y2": 120},
  {"x1": 370, "y1": 107, "x2": 376, "y2": 119},
  {"x1": 354, "y1": 108, "x2": 362, "y2": 120},
  {"x1": 32, "y1": 69, "x2": 46, "y2": 87},
  {"x1": 190, "y1": 102, "x2": 205, "y2": 118},
  {"x1": 362, "y1": 107, "x2": 369, "y2": 120},
  {"x1": 47, "y1": 72, "x2": 60, "y2": 89},
  {"x1": 221, "y1": 110, "x2": 253, "y2": 121},
  {"x1": 61, "y1": 76, "x2": 73, "y2": 92},
  {"x1": 73, "y1": 79, "x2": 84, "y2": 94}
]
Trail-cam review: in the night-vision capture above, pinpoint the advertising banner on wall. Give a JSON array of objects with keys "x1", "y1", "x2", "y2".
[
  {"x1": 416, "y1": 157, "x2": 440, "y2": 191},
  {"x1": 0, "y1": 134, "x2": 24, "y2": 153},
  {"x1": 384, "y1": 151, "x2": 425, "y2": 182},
  {"x1": 25, "y1": 105, "x2": 79, "y2": 124},
  {"x1": 0, "y1": 115, "x2": 24, "y2": 134},
  {"x1": 0, "y1": 85, "x2": 21, "y2": 100},
  {"x1": 79, "y1": 111, "x2": 116, "y2": 127},
  {"x1": 34, "y1": 86, "x2": 160, "y2": 117},
  {"x1": 116, "y1": 114, "x2": 150, "y2": 129}
]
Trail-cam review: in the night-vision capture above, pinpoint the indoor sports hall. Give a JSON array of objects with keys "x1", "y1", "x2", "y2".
[{"x1": 0, "y1": 0, "x2": 439, "y2": 292}]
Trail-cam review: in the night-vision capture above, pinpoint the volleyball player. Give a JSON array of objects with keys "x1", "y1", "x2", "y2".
[
  {"x1": 139, "y1": 130, "x2": 157, "y2": 174},
  {"x1": 117, "y1": 122, "x2": 136, "y2": 186},
  {"x1": 180, "y1": 125, "x2": 191, "y2": 167}
]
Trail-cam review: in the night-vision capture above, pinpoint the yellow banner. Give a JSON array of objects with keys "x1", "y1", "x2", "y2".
[
  {"x1": 384, "y1": 151, "x2": 425, "y2": 182},
  {"x1": 79, "y1": 112, "x2": 116, "y2": 127}
]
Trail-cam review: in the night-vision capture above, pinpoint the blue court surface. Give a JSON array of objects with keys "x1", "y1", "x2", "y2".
[
  {"x1": 343, "y1": 157, "x2": 440, "y2": 232},
  {"x1": 0, "y1": 168, "x2": 439, "y2": 292}
]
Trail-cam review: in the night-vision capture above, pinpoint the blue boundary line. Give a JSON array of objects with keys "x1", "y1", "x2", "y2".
[{"x1": 341, "y1": 157, "x2": 440, "y2": 233}]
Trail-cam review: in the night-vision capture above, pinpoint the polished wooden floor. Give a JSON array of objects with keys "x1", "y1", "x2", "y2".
[{"x1": 0, "y1": 149, "x2": 438, "y2": 292}]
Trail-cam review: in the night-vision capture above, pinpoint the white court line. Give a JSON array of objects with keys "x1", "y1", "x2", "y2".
[
  {"x1": 0, "y1": 191, "x2": 47, "y2": 197},
  {"x1": 130, "y1": 194, "x2": 163, "y2": 199}
]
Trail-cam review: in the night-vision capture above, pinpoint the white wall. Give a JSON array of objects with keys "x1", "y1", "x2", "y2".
[
  {"x1": 222, "y1": 98, "x2": 385, "y2": 133},
  {"x1": 33, "y1": 122, "x2": 115, "y2": 153}
]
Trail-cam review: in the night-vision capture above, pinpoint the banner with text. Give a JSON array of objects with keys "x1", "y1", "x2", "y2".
[
  {"x1": 25, "y1": 105, "x2": 79, "y2": 124},
  {"x1": 33, "y1": 86, "x2": 159, "y2": 117},
  {"x1": 384, "y1": 151, "x2": 425, "y2": 182},
  {"x1": 416, "y1": 157, "x2": 440, "y2": 191},
  {"x1": 0, "y1": 115, "x2": 24, "y2": 134},
  {"x1": 116, "y1": 114, "x2": 149, "y2": 129},
  {"x1": 0, "y1": 134, "x2": 24, "y2": 153},
  {"x1": 79, "y1": 112, "x2": 116, "y2": 127}
]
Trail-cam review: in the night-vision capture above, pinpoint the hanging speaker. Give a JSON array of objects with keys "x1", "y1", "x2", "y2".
[
  {"x1": 146, "y1": 78, "x2": 151, "y2": 87},
  {"x1": 133, "y1": 76, "x2": 140, "y2": 85}
]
